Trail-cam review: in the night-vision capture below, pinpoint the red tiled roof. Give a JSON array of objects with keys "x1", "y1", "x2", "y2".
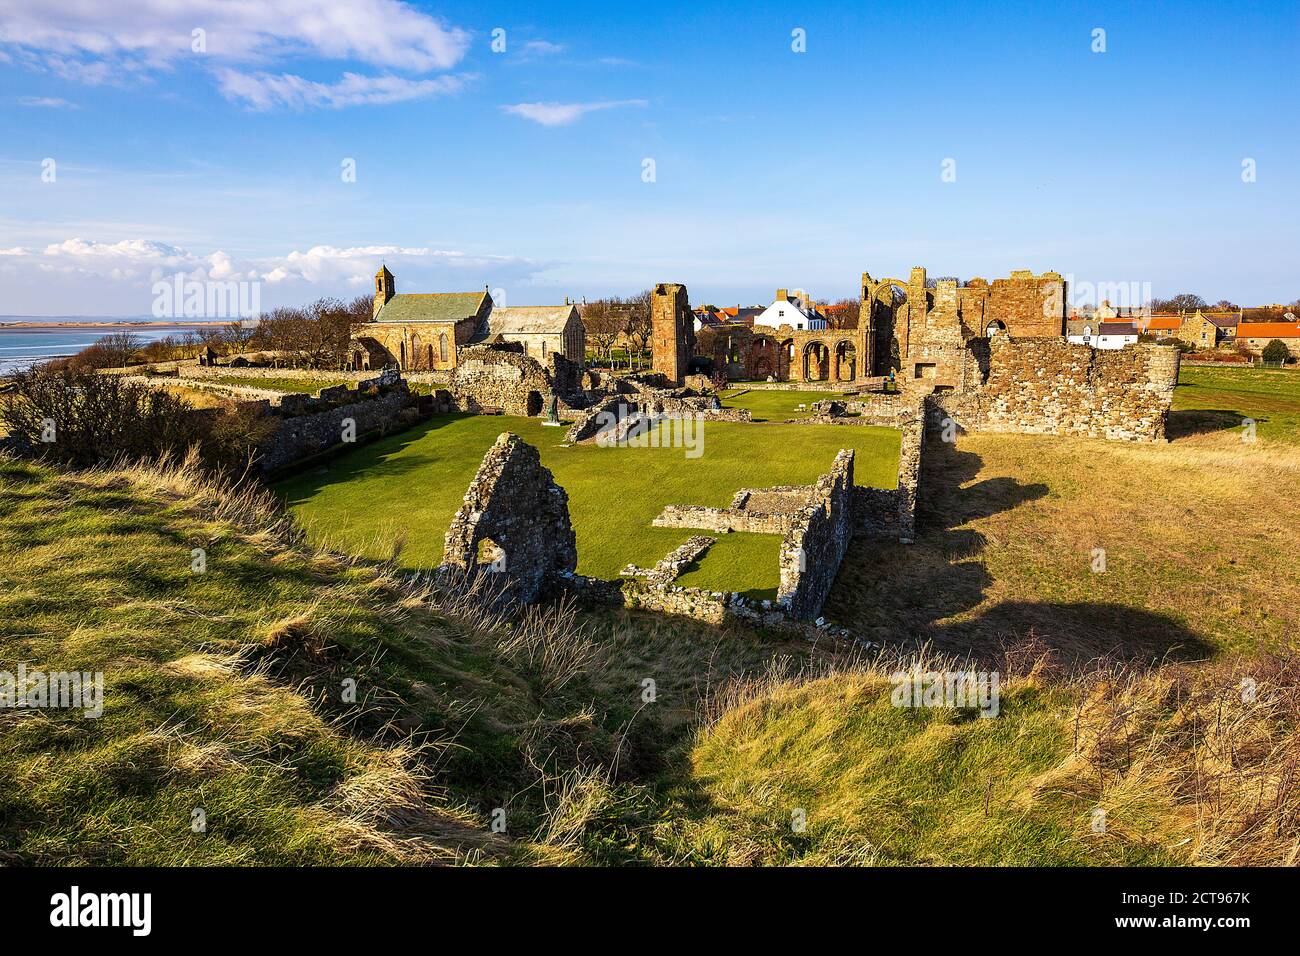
[
  {"x1": 1146, "y1": 316, "x2": 1182, "y2": 331},
  {"x1": 1237, "y1": 322, "x2": 1300, "y2": 339}
]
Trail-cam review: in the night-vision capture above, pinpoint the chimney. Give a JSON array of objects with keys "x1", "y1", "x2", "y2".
[{"x1": 776, "y1": 288, "x2": 788, "y2": 303}]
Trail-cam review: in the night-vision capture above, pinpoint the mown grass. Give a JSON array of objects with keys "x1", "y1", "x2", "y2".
[
  {"x1": 277, "y1": 413, "x2": 900, "y2": 599},
  {"x1": 1172, "y1": 365, "x2": 1300, "y2": 444},
  {"x1": 202, "y1": 375, "x2": 354, "y2": 394},
  {"x1": 719, "y1": 388, "x2": 844, "y2": 421}
]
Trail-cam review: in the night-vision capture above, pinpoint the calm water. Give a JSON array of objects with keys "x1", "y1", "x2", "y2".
[{"x1": 0, "y1": 317, "x2": 225, "y2": 374}]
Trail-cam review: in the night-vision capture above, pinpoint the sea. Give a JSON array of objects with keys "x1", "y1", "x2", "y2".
[{"x1": 0, "y1": 317, "x2": 228, "y2": 375}]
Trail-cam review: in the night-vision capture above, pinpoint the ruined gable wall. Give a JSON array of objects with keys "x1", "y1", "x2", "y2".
[
  {"x1": 986, "y1": 271, "x2": 1065, "y2": 338},
  {"x1": 442, "y1": 432, "x2": 577, "y2": 605}
]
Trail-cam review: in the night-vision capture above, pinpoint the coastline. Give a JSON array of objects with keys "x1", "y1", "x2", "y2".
[{"x1": 0, "y1": 320, "x2": 229, "y2": 330}]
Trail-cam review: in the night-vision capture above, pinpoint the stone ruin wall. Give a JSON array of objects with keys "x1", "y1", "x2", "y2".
[
  {"x1": 777, "y1": 448, "x2": 856, "y2": 621},
  {"x1": 252, "y1": 370, "x2": 420, "y2": 474},
  {"x1": 441, "y1": 432, "x2": 577, "y2": 605},
  {"x1": 448, "y1": 346, "x2": 557, "y2": 416},
  {"x1": 932, "y1": 339, "x2": 1180, "y2": 443}
]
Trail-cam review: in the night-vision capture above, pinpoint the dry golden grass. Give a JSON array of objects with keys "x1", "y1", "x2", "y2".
[{"x1": 828, "y1": 426, "x2": 1300, "y2": 665}]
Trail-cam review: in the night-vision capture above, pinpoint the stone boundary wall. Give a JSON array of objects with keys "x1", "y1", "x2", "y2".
[
  {"x1": 652, "y1": 504, "x2": 796, "y2": 535},
  {"x1": 184, "y1": 366, "x2": 374, "y2": 384},
  {"x1": 776, "y1": 448, "x2": 856, "y2": 620},
  {"x1": 255, "y1": 379, "x2": 417, "y2": 474},
  {"x1": 852, "y1": 402, "x2": 924, "y2": 542}
]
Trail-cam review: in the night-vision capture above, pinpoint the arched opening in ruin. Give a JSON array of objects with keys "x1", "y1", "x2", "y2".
[
  {"x1": 439, "y1": 333, "x2": 449, "y2": 363},
  {"x1": 803, "y1": 342, "x2": 830, "y2": 381},
  {"x1": 526, "y1": 390, "x2": 543, "y2": 416},
  {"x1": 779, "y1": 338, "x2": 795, "y2": 380},
  {"x1": 399, "y1": 341, "x2": 407, "y2": 369},
  {"x1": 986, "y1": 319, "x2": 1007, "y2": 337},
  {"x1": 475, "y1": 537, "x2": 506, "y2": 573},
  {"x1": 834, "y1": 340, "x2": 857, "y2": 381},
  {"x1": 750, "y1": 335, "x2": 777, "y2": 380},
  {"x1": 427, "y1": 345, "x2": 435, "y2": 367}
]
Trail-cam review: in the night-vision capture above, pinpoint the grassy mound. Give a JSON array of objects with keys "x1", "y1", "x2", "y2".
[{"x1": 668, "y1": 649, "x2": 1300, "y2": 866}]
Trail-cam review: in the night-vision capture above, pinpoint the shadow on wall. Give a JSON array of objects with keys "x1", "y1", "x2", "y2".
[{"x1": 824, "y1": 438, "x2": 1215, "y2": 671}]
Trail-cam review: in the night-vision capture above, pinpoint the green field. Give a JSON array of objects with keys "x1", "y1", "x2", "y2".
[
  {"x1": 1172, "y1": 365, "x2": 1300, "y2": 443},
  {"x1": 719, "y1": 388, "x2": 845, "y2": 421},
  {"x1": 202, "y1": 375, "x2": 354, "y2": 394},
  {"x1": 278, "y1": 413, "x2": 900, "y2": 599}
]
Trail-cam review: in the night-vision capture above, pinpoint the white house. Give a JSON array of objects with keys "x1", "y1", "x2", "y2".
[
  {"x1": 755, "y1": 288, "x2": 828, "y2": 331},
  {"x1": 1066, "y1": 320, "x2": 1138, "y2": 350}
]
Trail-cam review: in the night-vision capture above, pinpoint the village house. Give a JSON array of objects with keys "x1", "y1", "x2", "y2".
[
  {"x1": 349, "y1": 266, "x2": 585, "y2": 370},
  {"x1": 1067, "y1": 320, "x2": 1138, "y2": 350},
  {"x1": 755, "y1": 289, "x2": 828, "y2": 331},
  {"x1": 1236, "y1": 319, "x2": 1300, "y2": 360}
]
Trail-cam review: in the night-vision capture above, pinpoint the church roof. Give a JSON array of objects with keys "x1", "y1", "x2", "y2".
[
  {"x1": 374, "y1": 291, "x2": 488, "y2": 324},
  {"x1": 484, "y1": 305, "x2": 579, "y2": 335}
]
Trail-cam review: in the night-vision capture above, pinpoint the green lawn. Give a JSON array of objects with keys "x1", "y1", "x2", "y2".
[
  {"x1": 1172, "y1": 365, "x2": 1300, "y2": 443},
  {"x1": 201, "y1": 375, "x2": 355, "y2": 394},
  {"x1": 277, "y1": 413, "x2": 900, "y2": 599},
  {"x1": 719, "y1": 388, "x2": 847, "y2": 421}
]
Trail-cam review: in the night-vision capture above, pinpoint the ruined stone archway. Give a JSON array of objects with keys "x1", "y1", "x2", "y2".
[
  {"x1": 749, "y1": 335, "x2": 778, "y2": 380},
  {"x1": 834, "y1": 340, "x2": 857, "y2": 381},
  {"x1": 803, "y1": 342, "x2": 830, "y2": 382},
  {"x1": 778, "y1": 338, "x2": 795, "y2": 380}
]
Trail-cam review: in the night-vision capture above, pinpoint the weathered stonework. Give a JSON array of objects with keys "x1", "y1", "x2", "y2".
[
  {"x1": 442, "y1": 432, "x2": 577, "y2": 605},
  {"x1": 253, "y1": 370, "x2": 418, "y2": 474},
  {"x1": 931, "y1": 338, "x2": 1180, "y2": 442},
  {"x1": 621, "y1": 535, "x2": 715, "y2": 586},
  {"x1": 777, "y1": 448, "x2": 856, "y2": 620},
  {"x1": 448, "y1": 345, "x2": 570, "y2": 417}
]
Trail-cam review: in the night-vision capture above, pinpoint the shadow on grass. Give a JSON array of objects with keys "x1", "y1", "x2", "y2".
[
  {"x1": 1166, "y1": 407, "x2": 1260, "y2": 440},
  {"x1": 275, "y1": 413, "x2": 474, "y2": 504},
  {"x1": 826, "y1": 437, "x2": 1215, "y2": 671}
]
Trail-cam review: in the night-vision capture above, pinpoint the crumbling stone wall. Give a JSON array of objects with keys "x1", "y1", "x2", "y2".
[
  {"x1": 934, "y1": 338, "x2": 1179, "y2": 442},
  {"x1": 449, "y1": 346, "x2": 555, "y2": 416},
  {"x1": 442, "y1": 432, "x2": 577, "y2": 605},
  {"x1": 777, "y1": 448, "x2": 856, "y2": 620},
  {"x1": 254, "y1": 370, "x2": 418, "y2": 474}
]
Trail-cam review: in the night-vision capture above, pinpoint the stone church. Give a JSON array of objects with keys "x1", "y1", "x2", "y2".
[{"x1": 349, "y1": 266, "x2": 585, "y2": 371}]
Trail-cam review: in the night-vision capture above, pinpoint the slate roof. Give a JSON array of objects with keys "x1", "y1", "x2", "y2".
[
  {"x1": 484, "y1": 306, "x2": 578, "y2": 335},
  {"x1": 374, "y1": 292, "x2": 488, "y2": 324}
]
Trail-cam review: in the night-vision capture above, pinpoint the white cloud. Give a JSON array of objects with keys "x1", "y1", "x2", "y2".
[
  {"x1": 2, "y1": 239, "x2": 547, "y2": 301},
  {"x1": 521, "y1": 40, "x2": 565, "y2": 55},
  {"x1": 0, "y1": 0, "x2": 470, "y2": 73},
  {"x1": 17, "y1": 95, "x2": 79, "y2": 108},
  {"x1": 501, "y1": 99, "x2": 647, "y2": 127},
  {"x1": 0, "y1": 1, "x2": 471, "y2": 110},
  {"x1": 216, "y1": 69, "x2": 470, "y2": 110}
]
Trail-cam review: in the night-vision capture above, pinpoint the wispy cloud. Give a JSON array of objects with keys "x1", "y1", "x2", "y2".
[
  {"x1": 501, "y1": 99, "x2": 647, "y2": 127},
  {"x1": 521, "y1": 40, "x2": 565, "y2": 56},
  {"x1": 17, "y1": 96, "x2": 79, "y2": 109},
  {"x1": 216, "y1": 69, "x2": 471, "y2": 111},
  {"x1": 0, "y1": 0, "x2": 471, "y2": 109}
]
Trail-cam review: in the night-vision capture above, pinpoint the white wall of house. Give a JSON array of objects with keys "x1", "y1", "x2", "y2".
[
  {"x1": 755, "y1": 296, "x2": 827, "y2": 331},
  {"x1": 1067, "y1": 324, "x2": 1137, "y2": 350}
]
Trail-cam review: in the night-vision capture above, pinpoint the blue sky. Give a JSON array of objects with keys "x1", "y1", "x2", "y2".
[{"x1": 0, "y1": 0, "x2": 1296, "y2": 316}]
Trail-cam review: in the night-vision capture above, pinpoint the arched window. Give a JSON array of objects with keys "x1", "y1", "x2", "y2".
[{"x1": 439, "y1": 333, "x2": 448, "y2": 362}]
